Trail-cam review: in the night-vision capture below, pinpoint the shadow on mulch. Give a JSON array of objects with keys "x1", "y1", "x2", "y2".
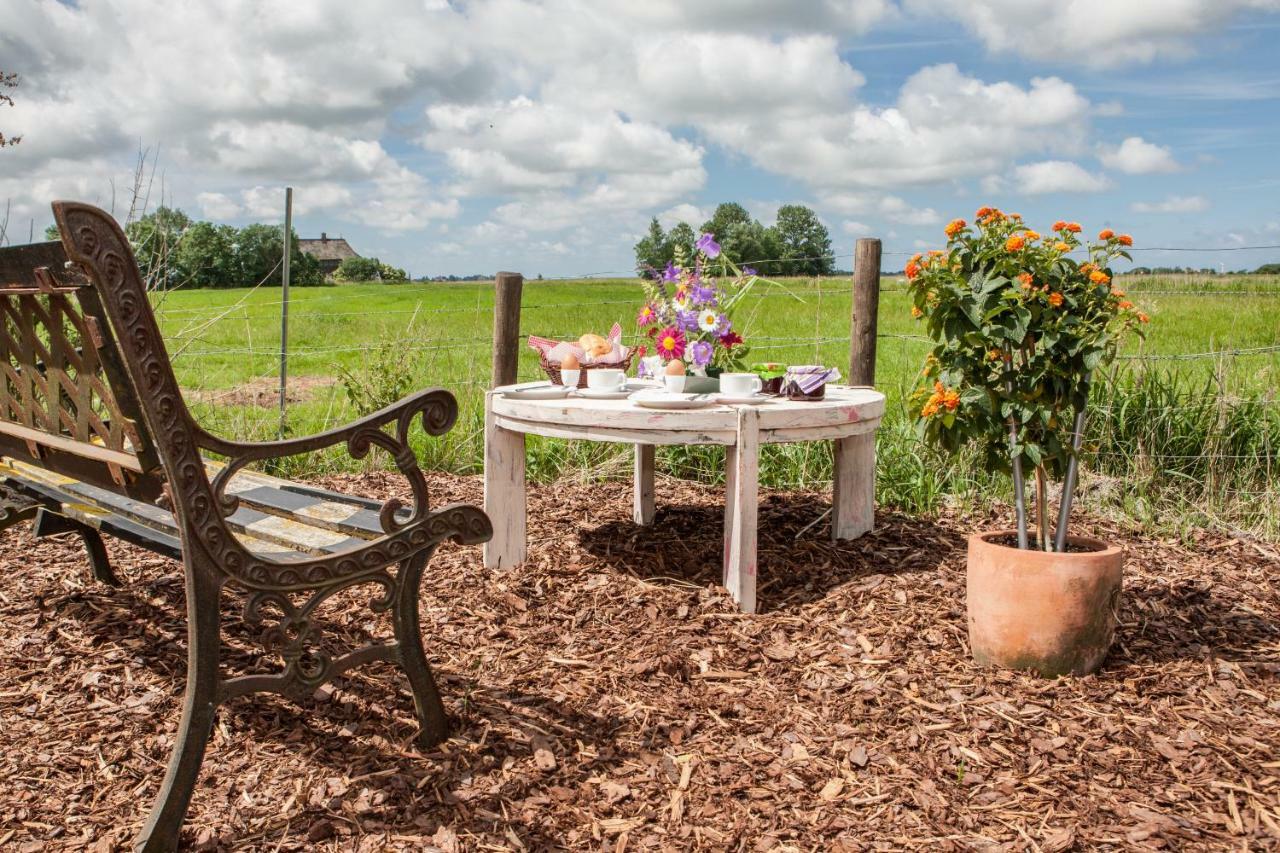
[
  {"x1": 1117, "y1": 578, "x2": 1280, "y2": 665},
  {"x1": 578, "y1": 495, "x2": 962, "y2": 613}
]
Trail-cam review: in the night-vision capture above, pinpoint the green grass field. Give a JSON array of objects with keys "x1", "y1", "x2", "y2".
[{"x1": 151, "y1": 274, "x2": 1280, "y2": 535}]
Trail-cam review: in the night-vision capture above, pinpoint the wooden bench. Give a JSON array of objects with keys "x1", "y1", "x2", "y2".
[{"x1": 0, "y1": 201, "x2": 493, "y2": 851}]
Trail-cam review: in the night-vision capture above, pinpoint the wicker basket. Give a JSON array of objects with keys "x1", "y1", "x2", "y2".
[{"x1": 539, "y1": 350, "x2": 635, "y2": 387}]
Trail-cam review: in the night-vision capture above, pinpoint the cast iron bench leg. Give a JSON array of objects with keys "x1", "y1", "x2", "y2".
[
  {"x1": 134, "y1": 559, "x2": 224, "y2": 853},
  {"x1": 393, "y1": 550, "x2": 449, "y2": 747},
  {"x1": 32, "y1": 509, "x2": 121, "y2": 587}
]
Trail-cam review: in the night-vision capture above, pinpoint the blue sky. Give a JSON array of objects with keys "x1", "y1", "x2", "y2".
[{"x1": 3, "y1": 0, "x2": 1279, "y2": 276}]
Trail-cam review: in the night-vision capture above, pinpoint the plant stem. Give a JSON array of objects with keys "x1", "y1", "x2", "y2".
[
  {"x1": 1004, "y1": 348, "x2": 1029, "y2": 549},
  {"x1": 1035, "y1": 464, "x2": 1049, "y2": 551},
  {"x1": 1054, "y1": 372, "x2": 1092, "y2": 552}
]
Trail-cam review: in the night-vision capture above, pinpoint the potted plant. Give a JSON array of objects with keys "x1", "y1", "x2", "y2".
[
  {"x1": 636, "y1": 232, "x2": 752, "y2": 392},
  {"x1": 907, "y1": 208, "x2": 1148, "y2": 676}
]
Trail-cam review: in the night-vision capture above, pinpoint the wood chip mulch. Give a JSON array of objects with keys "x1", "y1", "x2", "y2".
[{"x1": 0, "y1": 472, "x2": 1277, "y2": 851}]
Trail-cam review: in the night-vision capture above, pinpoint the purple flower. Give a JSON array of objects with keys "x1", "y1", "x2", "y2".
[
  {"x1": 690, "y1": 282, "x2": 716, "y2": 305},
  {"x1": 675, "y1": 308, "x2": 700, "y2": 332},
  {"x1": 714, "y1": 313, "x2": 731, "y2": 335},
  {"x1": 742, "y1": 266, "x2": 757, "y2": 276},
  {"x1": 662, "y1": 262, "x2": 680, "y2": 283},
  {"x1": 696, "y1": 232, "x2": 721, "y2": 259},
  {"x1": 690, "y1": 340, "x2": 713, "y2": 367}
]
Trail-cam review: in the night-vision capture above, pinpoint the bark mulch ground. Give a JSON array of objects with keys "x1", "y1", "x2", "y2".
[{"x1": 0, "y1": 472, "x2": 1277, "y2": 851}]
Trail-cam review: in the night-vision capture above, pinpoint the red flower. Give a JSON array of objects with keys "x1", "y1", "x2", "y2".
[
  {"x1": 1052, "y1": 220, "x2": 1067, "y2": 231},
  {"x1": 719, "y1": 331, "x2": 743, "y2": 350},
  {"x1": 656, "y1": 326, "x2": 686, "y2": 360}
]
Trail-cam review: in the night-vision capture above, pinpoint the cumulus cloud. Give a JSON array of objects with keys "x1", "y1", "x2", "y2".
[
  {"x1": 1014, "y1": 161, "x2": 1112, "y2": 194},
  {"x1": 905, "y1": 0, "x2": 1280, "y2": 67},
  {"x1": 1131, "y1": 195, "x2": 1210, "y2": 213},
  {"x1": 1099, "y1": 137, "x2": 1181, "y2": 174}
]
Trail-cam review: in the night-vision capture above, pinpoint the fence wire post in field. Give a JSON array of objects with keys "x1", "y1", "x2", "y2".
[
  {"x1": 850, "y1": 237, "x2": 882, "y2": 387},
  {"x1": 492, "y1": 271, "x2": 524, "y2": 388},
  {"x1": 279, "y1": 186, "x2": 292, "y2": 439}
]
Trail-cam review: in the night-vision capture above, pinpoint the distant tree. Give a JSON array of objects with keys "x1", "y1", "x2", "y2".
[
  {"x1": 44, "y1": 224, "x2": 59, "y2": 241},
  {"x1": 699, "y1": 203, "x2": 752, "y2": 241},
  {"x1": 633, "y1": 217, "x2": 672, "y2": 277},
  {"x1": 773, "y1": 204, "x2": 833, "y2": 276},
  {"x1": 1254, "y1": 263, "x2": 1280, "y2": 275},
  {"x1": 126, "y1": 206, "x2": 191, "y2": 289},
  {"x1": 334, "y1": 256, "x2": 385, "y2": 282},
  {"x1": 175, "y1": 221, "x2": 238, "y2": 288},
  {"x1": 378, "y1": 261, "x2": 408, "y2": 282},
  {"x1": 0, "y1": 71, "x2": 20, "y2": 148},
  {"x1": 667, "y1": 221, "x2": 696, "y2": 261}
]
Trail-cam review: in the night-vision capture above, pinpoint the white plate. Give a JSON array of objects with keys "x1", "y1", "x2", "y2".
[
  {"x1": 715, "y1": 393, "x2": 774, "y2": 405},
  {"x1": 501, "y1": 384, "x2": 573, "y2": 400},
  {"x1": 631, "y1": 391, "x2": 718, "y2": 410},
  {"x1": 575, "y1": 386, "x2": 634, "y2": 400}
]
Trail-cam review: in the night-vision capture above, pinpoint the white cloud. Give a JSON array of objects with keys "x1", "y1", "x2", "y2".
[
  {"x1": 1014, "y1": 160, "x2": 1112, "y2": 194},
  {"x1": 1099, "y1": 137, "x2": 1181, "y2": 174},
  {"x1": 879, "y1": 196, "x2": 940, "y2": 225},
  {"x1": 905, "y1": 0, "x2": 1280, "y2": 67},
  {"x1": 658, "y1": 204, "x2": 709, "y2": 229},
  {"x1": 196, "y1": 192, "x2": 241, "y2": 220},
  {"x1": 1131, "y1": 195, "x2": 1210, "y2": 213},
  {"x1": 842, "y1": 220, "x2": 873, "y2": 236}
]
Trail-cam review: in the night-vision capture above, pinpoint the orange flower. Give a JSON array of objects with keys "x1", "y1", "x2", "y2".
[
  {"x1": 911, "y1": 305, "x2": 924, "y2": 319},
  {"x1": 928, "y1": 249, "x2": 944, "y2": 257},
  {"x1": 1089, "y1": 270, "x2": 1110, "y2": 284},
  {"x1": 1019, "y1": 272, "x2": 1034, "y2": 287},
  {"x1": 1065, "y1": 222, "x2": 1082, "y2": 233},
  {"x1": 987, "y1": 349, "x2": 1002, "y2": 362},
  {"x1": 1009, "y1": 212, "x2": 1023, "y2": 221},
  {"x1": 1111, "y1": 287, "x2": 1126, "y2": 297},
  {"x1": 1052, "y1": 220, "x2": 1067, "y2": 231},
  {"x1": 1005, "y1": 235, "x2": 1025, "y2": 252},
  {"x1": 1118, "y1": 300, "x2": 1134, "y2": 310},
  {"x1": 945, "y1": 218, "x2": 966, "y2": 237},
  {"x1": 1138, "y1": 312, "x2": 1150, "y2": 323},
  {"x1": 1054, "y1": 241, "x2": 1071, "y2": 252},
  {"x1": 1098, "y1": 229, "x2": 1115, "y2": 240},
  {"x1": 1024, "y1": 230, "x2": 1041, "y2": 241},
  {"x1": 975, "y1": 206, "x2": 993, "y2": 220},
  {"x1": 1048, "y1": 292, "x2": 1064, "y2": 308},
  {"x1": 905, "y1": 261, "x2": 920, "y2": 279},
  {"x1": 1079, "y1": 262, "x2": 1096, "y2": 275},
  {"x1": 910, "y1": 252, "x2": 923, "y2": 265},
  {"x1": 1117, "y1": 234, "x2": 1133, "y2": 246}
]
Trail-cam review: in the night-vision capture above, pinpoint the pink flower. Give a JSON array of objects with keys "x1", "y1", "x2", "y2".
[
  {"x1": 655, "y1": 326, "x2": 686, "y2": 360},
  {"x1": 636, "y1": 304, "x2": 657, "y2": 327}
]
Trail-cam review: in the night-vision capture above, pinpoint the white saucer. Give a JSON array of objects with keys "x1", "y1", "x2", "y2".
[
  {"x1": 575, "y1": 386, "x2": 635, "y2": 399},
  {"x1": 715, "y1": 393, "x2": 774, "y2": 405},
  {"x1": 631, "y1": 390, "x2": 717, "y2": 410},
  {"x1": 501, "y1": 384, "x2": 573, "y2": 400}
]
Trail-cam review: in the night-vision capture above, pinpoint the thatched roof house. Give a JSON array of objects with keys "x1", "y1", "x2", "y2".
[{"x1": 298, "y1": 233, "x2": 359, "y2": 278}]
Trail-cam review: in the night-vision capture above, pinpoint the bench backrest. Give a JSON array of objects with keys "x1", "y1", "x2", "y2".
[{"x1": 0, "y1": 210, "x2": 166, "y2": 499}]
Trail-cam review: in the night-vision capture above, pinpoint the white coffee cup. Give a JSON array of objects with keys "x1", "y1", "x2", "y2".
[
  {"x1": 719, "y1": 372, "x2": 762, "y2": 396},
  {"x1": 586, "y1": 368, "x2": 626, "y2": 391},
  {"x1": 664, "y1": 374, "x2": 686, "y2": 394},
  {"x1": 560, "y1": 368, "x2": 581, "y2": 387}
]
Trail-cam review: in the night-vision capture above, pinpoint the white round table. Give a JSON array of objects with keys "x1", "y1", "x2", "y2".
[{"x1": 483, "y1": 384, "x2": 886, "y2": 613}]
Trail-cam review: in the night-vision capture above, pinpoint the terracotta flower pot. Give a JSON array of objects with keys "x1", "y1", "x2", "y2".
[{"x1": 966, "y1": 530, "x2": 1123, "y2": 676}]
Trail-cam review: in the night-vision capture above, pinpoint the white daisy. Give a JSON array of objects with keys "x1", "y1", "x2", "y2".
[{"x1": 698, "y1": 309, "x2": 719, "y2": 332}]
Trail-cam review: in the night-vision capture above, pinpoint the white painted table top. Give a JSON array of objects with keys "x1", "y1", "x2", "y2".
[{"x1": 489, "y1": 383, "x2": 885, "y2": 445}]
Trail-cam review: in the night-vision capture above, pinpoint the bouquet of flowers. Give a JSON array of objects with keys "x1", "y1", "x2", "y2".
[{"x1": 635, "y1": 232, "x2": 754, "y2": 378}]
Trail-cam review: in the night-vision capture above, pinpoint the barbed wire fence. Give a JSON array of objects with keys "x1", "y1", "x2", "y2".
[{"x1": 147, "y1": 239, "x2": 1280, "y2": 517}]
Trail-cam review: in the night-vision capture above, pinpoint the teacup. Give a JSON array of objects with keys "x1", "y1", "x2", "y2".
[
  {"x1": 560, "y1": 368, "x2": 581, "y2": 388},
  {"x1": 719, "y1": 372, "x2": 763, "y2": 396},
  {"x1": 663, "y1": 374, "x2": 686, "y2": 394},
  {"x1": 586, "y1": 368, "x2": 626, "y2": 391}
]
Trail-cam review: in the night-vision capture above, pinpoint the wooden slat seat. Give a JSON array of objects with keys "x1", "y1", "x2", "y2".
[{"x1": 0, "y1": 201, "x2": 493, "y2": 852}]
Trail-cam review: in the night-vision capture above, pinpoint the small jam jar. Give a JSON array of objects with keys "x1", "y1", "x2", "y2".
[{"x1": 783, "y1": 365, "x2": 840, "y2": 401}]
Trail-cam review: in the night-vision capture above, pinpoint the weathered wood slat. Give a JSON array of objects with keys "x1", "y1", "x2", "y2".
[{"x1": 1, "y1": 458, "x2": 366, "y2": 557}]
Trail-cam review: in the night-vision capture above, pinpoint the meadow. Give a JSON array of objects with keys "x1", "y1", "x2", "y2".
[{"x1": 152, "y1": 274, "x2": 1280, "y2": 536}]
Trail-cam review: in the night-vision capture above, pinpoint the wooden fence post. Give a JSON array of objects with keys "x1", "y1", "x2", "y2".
[
  {"x1": 492, "y1": 271, "x2": 524, "y2": 388},
  {"x1": 849, "y1": 238, "x2": 882, "y2": 387}
]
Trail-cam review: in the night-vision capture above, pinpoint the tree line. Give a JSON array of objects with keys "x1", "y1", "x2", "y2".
[
  {"x1": 44, "y1": 206, "x2": 406, "y2": 288},
  {"x1": 634, "y1": 202, "x2": 834, "y2": 277}
]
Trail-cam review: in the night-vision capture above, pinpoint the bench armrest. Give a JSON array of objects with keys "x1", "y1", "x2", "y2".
[{"x1": 199, "y1": 387, "x2": 456, "y2": 534}]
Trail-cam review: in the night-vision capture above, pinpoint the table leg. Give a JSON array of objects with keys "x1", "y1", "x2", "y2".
[
  {"x1": 483, "y1": 393, "x2": 526, "y2": 569},
  {"x1": 723, "y1": 408, "x2": 760, "y2": 614},
  {"x1": 633, "y1": 444, "x2": 655, "y2": 526},
  {"x1": 832, "y1": 432, "x2": 875, "y2": 540}
]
